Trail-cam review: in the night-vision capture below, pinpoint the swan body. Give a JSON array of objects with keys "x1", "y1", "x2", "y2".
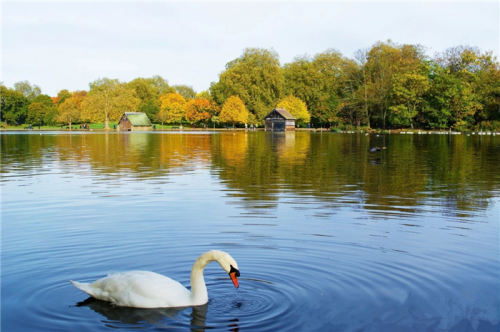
[{"x1": 70, "y1": 250, "x2": 240, "y2": 308}]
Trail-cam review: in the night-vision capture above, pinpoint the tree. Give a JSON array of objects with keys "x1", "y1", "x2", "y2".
[
  {"x1": 173, "y1": 85, "x2": 196, "y2": 101},
  {"x1": 58, "y1": 91, "x2": 87, "y2": 128},
  {"x1": 364, "y1": 41, "x2": 401, "y2": 128},
  {"x1": 128, "y1": 77, "x2": 162, "y2": 120},
  {"x1": 340, "y1": 49, "x2": 371, "y2": 128},
  {"x1": 14, "y1": 80, "x2": 41, "y2": 101},
  {"x1": 196, "y1": 90, "x2": 212, "y2": 100},
  {"x1": 432, "y1": 45, "x2": 499, "y2": 130},
  {"x1": 220, "y1": 96, "x2": 248, "y2": 126},
  {"x1": 1, "y1": 85, "x2": 29, "y2": 125},
  {"x1": 156, "y1": 93, "x2": 186, "y2": 127},
  {"x1": 56, "y1": 89, "x2": 73, "y2": 106},
  {"x1": 185, "y1": 98, "x2": 220, "y2": 125},
  {"x1": 210, "y1": 48, "x2": 283, "y2": 122},
  {"x1": 389, "y1": 45, "x2": 430, "y2": 128},
  {"x1": 82, "y1": 78, "x2": 140, "y2": 129},
  {"x1": 283, "y1": 50, "x2": 350, "y2": 125},
  {"x1": 150, "y1": 75, "x2": 175, "y2": 95},
  {"x1": 58, "y1": 99, "x2": 80, "y2": 128},
  {"x1": 276, "y1": 95, "x2": 310, "y2": 125},
  {"x1": 27, "y1": 94, "x2": 55, "y2": 125}
]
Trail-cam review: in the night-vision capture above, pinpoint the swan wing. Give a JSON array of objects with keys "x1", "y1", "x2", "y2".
[{"x1": 71, "y1": 271, "x2": 192, "y2": 308}]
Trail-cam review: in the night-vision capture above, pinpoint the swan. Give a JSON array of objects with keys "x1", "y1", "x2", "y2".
[{"x1": 69, "y1": 250, "x2": 240, "y2": 308}]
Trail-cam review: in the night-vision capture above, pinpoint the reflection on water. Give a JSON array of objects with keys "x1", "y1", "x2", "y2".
[
  {"x1": 1, "y1": 131, "x2": 499, "y2": 331},
  {"x1": 76, "y1": 298, "x2": 209, "y2": 331},
  {"x1": 2, "y1": 132, "x2": 498, "y2": 214}
]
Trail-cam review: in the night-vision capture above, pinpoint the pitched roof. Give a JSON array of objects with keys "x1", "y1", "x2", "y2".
[
  {"x1": 276, "y1": 109, "x2": 296, "y2": 120},
  {"x1": 264, "y1": 108, "x2": 296, "y2": 120},
  {"x1": 124, "y1": 112, "x2": 152, "y2": 126}
]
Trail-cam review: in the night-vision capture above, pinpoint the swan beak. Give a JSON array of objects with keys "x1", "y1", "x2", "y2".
[{"x1": 230, "y1": 271, "x2": 239, "y2": 288}]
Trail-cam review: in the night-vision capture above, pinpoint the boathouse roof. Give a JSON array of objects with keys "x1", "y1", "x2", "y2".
[
  {"x1": 122, "y1": 112, "x2": 152, "y2": 126},
  {"x1": 264, "y1": 108, "x2": 296, "y2": 120}
]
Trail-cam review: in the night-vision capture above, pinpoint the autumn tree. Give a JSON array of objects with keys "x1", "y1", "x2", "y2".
[
  {"x1": 57, "y1": 91, "x2": 87, "y2": 128},
  {"x1": 185, "y1": 98, "x2": 220, "y2": 125},
  {"x1": 220, "y1": 96, "x2": 248, "y2": 126},
  {"x1": 156, "y1": 93, "x2": 187, "y2": 127},
  {"x1": 276, "y1": 95, "x2": 310, "y2": 125},
  {"x1": 56, "y1": 89, "x2": 73, "y2": 106},
  {"x1": 82, "y1": 78, "x2": 140, "y2": 129},
  {"x1": 210, "y1": 48, "x2": 283, "y2": 122}
]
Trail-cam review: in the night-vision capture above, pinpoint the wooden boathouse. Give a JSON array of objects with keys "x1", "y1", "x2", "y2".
[
  {"x1": 117, "y1": 112, "x2": 152, "y2": 131},
  {"x1": 264, "y1": 108, "x2": 296, "y2": 132}
]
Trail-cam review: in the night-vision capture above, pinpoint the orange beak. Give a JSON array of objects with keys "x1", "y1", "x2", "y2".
[{"x1": 230, "y1": 271, "x2": 239, "y2": 288}]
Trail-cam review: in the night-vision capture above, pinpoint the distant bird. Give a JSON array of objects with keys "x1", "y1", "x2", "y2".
[{"x1": 369, "y1": 147, "x2": 381, "y2": 152}]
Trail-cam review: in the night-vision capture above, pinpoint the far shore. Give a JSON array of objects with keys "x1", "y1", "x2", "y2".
[{"x1": 2, "y1": 127, "x2": 499, "y2": 135}]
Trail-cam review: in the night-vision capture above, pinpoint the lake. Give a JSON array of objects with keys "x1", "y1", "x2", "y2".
[{"x1": 1, "y1": 131, "x2": 499, "y2": 332}]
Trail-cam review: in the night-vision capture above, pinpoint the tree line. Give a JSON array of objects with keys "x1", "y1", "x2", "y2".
[{"x1": 2, "y1": 40, "x2": 499, "y2": 131}]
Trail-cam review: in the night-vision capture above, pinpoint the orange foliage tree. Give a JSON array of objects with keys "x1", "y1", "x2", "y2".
[{"x1": 185, "y1": 98, "x2": 220, "y2": 125}]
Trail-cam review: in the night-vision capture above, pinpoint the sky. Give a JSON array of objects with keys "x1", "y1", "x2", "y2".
[{"x1": 2, "y1": 1, "x2": 499, "y2": 97}]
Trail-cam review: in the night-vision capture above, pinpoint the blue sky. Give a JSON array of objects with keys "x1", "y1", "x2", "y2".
[{"x1": 2, "y1": 1, "x2": 499, "y2": 97}]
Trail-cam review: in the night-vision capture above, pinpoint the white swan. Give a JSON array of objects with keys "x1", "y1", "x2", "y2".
[{"x1": 69, "y1": 250, "x2": 240, "y2": 308}]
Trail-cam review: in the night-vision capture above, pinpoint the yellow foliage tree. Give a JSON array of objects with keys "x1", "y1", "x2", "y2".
[
  {"x1": 157, "y1": 93, "x2": 186, "y2": 127},
  {"x1": 58, "y1": 91, "x2": 88, "y2": 128},
  {"x1": 220, "y1": 96, "x2": 248, "y2": 126},
  {"x1": 82, "y1": 78, "x2": 140, "y2": 129},
  {"x1": 277, "y1": 95, "x2": 310, "y2": 125}
]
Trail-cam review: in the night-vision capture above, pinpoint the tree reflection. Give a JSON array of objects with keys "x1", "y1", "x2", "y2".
[{"x1": 1, "y1": 132, "x2": 498, "y2": 215}]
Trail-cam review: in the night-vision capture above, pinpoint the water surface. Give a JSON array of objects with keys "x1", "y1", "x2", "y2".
[{"x1": 2, "y1": 131, "x2": 499, "y2": 331}]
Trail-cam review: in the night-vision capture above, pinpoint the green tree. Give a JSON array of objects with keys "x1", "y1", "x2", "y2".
[
  {"x1": 128, "y1": 77, "x2": 162, "y2": 120},
  {"x1": 196, "y1": 90, "x2": 212, "y2": 100},
  {"x1": 220, "y1": 96, "x2": 248, "y2": 126},
  {"x1": 389, "y1": 45, "x2": 430, "y2": 128},
  {"x1": 210, "y1": 48, "x2": 283, "y2": 123},
  {"x1": 27, "y1": 94, "x2": 55, "y2": 125},
  {"x1": 173, "y1": 85, "x2": 196, "y2": 101},
  {"x1": 82, "y1": 78, "x2": 140, "y2": 129},
  {"x1": 283, "y1": 50, "x2": 350, "y2": 125},
  {"x1": 14, "y1": 80, "x2": 41, "y2": 101},
  {"x1": 276, "y1": 95, "x2": 310, "y2": 125},
  {"x1": 1, "y1": 85, "x2": 29, "y2": 125}
]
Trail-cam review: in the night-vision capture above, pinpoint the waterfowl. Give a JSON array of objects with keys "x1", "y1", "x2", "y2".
[{"x1": 70, "y1": 250, "x2": 240, "y2": 308}]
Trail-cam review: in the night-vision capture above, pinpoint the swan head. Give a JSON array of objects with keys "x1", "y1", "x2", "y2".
[{"x1": 210, "y1": 250, "x2": 240, "y2": 288}]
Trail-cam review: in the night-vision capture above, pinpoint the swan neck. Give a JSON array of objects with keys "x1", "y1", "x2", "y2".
[{"x1": 190, "y1": 251, "x2": 217, "y2": 305}]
